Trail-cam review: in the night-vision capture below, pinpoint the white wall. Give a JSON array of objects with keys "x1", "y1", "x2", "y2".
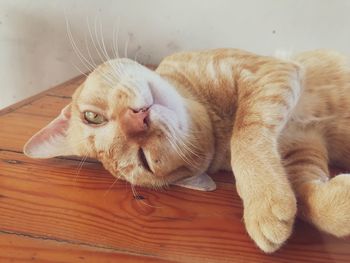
[{"x1": 1, "y1": 0, "x2": 350, "y2": 109}]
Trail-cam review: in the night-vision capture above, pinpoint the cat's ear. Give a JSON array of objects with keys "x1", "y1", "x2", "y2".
[
  {"x1": 23, "y1": 104, "x2": 73, "y2": 159},
  {"x1": 172, "y1": 173, "x2": 216, "y2": 191}
]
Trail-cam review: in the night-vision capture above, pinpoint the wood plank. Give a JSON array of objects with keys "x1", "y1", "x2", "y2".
[
  {"x1": 1, "y1": 151, "x2": 349, "y2": 263},
  {"x1": 0, "y1": 231, "x2": 172, "y2": 263},
  {"x1": 0, "y1": 95, "x2": 70, "y2": 153},
  {"x1": 46, "y1": 75, "x2": 85, "y2": 97},
  {"x1": 0, "y1": 75, "x2": 84, "y2": 116},
  {"x1": 16, "y1": 95, "x2": 71, "y2": 118},
  {"x1": 0, "y1": 112, "x2": 52, "y2": 153}
]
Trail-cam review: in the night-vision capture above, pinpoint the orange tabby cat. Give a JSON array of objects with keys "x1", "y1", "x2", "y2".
[{"x1": 24, "y1": 48, "x2": 350, "y2": 252}]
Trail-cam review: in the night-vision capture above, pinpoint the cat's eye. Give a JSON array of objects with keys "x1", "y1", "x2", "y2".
[{"x1": 83, "y1": 111, "x2": 107, "y2": 125}]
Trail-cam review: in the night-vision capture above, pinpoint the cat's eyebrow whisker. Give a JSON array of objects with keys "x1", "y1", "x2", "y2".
[
  {"x1": 95, "y1": 17, "x2": 125, "y2": 80},
  {"x1": 86, "y1": 17, "x2": 119, "y2": 85},
  {"x1": 67, "y1": 16, "x2": 116, "y2": 86},
  {"x1": 84, "y1": 20, "x2": 99, "y2": 68},
  {"x1": 64, "y1": 11, "x2": 93, "y2": 75},
  {"x1": 66, "y1": 18, "x2": 96, "y2": 74},
  {"x1": 88, "y1": 16, "x2": 107, "y2": 65},
  {"x1": 134, "y1": 48, "x2": 141, "y2": 63},
  {"x1": 91, "y1": 16, "x2": 126, "y2": 82},
  {"x1": 71, "y1": 64, "x2": 90, "y2": 78},
  {"x1": 98, "y1": 18, "x2": 113, "y2": 62},
  {"x1": 97, "y1": 18, "x2": 124, "y2": 79},
  {"x1": 124, "y1": 33, "x2": 130, "y2": 59},
  {"x1": 112, "y1": 18, "x2": 120, "y2": 59}
]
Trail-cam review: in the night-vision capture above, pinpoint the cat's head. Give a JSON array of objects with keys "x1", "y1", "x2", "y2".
[{"x1": 24, "y1": 59, "x2": 216, "y2": 190}]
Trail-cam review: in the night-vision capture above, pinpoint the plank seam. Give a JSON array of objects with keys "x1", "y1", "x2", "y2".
[
  {"x1": 0, "y1": 149, "x2": 99, "y2": 164},
  {"x1": 46, "y1": 94, "x2": 72, "y2": 99},
  {"x1": 0, "y1": 229, "x2": 162, "y2": 259}
]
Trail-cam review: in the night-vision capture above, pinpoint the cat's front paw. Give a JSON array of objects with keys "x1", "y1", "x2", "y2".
[{"x1": 243, "y1": 189, "x2": 297, "y2": 253}]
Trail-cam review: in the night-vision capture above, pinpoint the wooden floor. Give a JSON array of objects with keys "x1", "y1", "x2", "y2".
[{"x1": 1, "y1": 74, "x2": 350, "y2": 263}]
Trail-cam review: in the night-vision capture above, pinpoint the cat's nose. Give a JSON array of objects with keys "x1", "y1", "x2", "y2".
[{"x1": 121, "y1": 108, "x2": 150, "y2": 135}]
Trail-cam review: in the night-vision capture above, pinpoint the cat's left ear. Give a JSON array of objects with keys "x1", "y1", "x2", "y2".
[
  {"x1": 172, "y1": 173, "x2": 216, "y2": 191},
  {"x1": 23, "y1": 104, "x2": 73, "y2": 159}
]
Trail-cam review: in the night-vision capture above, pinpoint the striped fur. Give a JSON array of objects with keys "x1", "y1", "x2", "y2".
[
  {"x1": 156, "y1": 49, "x2": 350, "y2": 252},
  {"x1": 25, "y1": 48, "x2": 350, "y2": 253}
]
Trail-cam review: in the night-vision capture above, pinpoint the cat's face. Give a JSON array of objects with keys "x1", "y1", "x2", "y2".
[{"x1": 24, "y1": 59, "x2": 215, "y2": 189}]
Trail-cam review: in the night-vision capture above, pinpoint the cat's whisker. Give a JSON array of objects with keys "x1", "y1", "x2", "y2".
[
  {"x1": 84, "y1": 19, "x2": 99, "y2": 69},
  {"x1": 163, "y1": 126, "x2": 201, "y2": 165},
  {"x1": 89, "y1": 16, "x2": 108, "y2": 64},
  {"x1": 66, "y1": 18, "x2": 96, "y2": 74},
  {"x1": 103, "y1": 175, "x2": 120, "y2": 197},
  {"x1": 172, "y1": 137, "x2": 203, "y2": 169},
  {"x1": 171, "y1": 130, "x2": 203, "y2": 159},
  {"x1": 98, "y1": 18, "x2": 113, "y2": 62},
  {"x1": 97, "y1": 18, "x2": 124, "y2": 79},
  {"x1": 89, "y1": 24, "x2": 118, "y2": 86},
  {"x1": 113, "y1": 18, "x2": 129, "y2": 76},
  {"x1": 112, "y1": 18, "x2": 120, "y2": 59},
  {"x1": 67, "y1": 16, "x2": 116, "y2": 87},
  {"x1": 64, "y1": 11, "x2": 93, "y2": 75},
  {"x1": 124, "y1": 33, "x2": 130, "y2": 59},
  {"x1": 75, "y1": 155, "x2": 88, "y2": 181},
  {"x1": 97, "y1": 17, "x2": 126, "y2": 81},
  {"x1": 124, "y1": 171, "x2": 161, "y2": 209},
  {"x1": 86, "y1": 17, "x2": 119, "y2": 85},
  {"x1": 71, "y1": 63, "x2": 90, "y2": 78},
  {"x1": 134, "y1": 47, "x2": 141, "y2": 63},
  {"x1": 165, "y1": 134, "x2": 199, "y2": 169}
]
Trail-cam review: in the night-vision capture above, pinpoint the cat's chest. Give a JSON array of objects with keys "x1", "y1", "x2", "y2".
[{"x1": 207, "y1": 110, "x2": 235, "y2": 173}]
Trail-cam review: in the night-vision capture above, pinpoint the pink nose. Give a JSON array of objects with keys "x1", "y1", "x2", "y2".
[{"x1": 121, "y1": 108, "x2": 149, "y2": 135}]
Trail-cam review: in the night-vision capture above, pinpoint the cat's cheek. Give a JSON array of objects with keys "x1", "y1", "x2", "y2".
[{"x1": 149, "y1": 104, "x2": 184, "y2": 132}]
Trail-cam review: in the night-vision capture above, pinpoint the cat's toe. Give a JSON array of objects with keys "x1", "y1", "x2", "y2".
[{"x1": 244, "y1": 192, "x2": 297, "y2": 253}]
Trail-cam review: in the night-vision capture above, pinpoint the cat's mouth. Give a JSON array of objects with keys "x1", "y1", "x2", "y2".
[{"x1": 138, "y1": 147, "x2": 153, "y2": 173}]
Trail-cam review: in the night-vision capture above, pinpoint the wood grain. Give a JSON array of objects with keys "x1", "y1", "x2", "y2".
[
  {"x1": 0, "y1": 73, "x2": 349, "y2": 262},
  {"x1": 0, "y1": 232, "x2": 173, "y2": 262}
]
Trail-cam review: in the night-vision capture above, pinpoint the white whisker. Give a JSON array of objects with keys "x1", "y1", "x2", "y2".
[
  {"x1": 124, "y1": 33, "x2": 130, "y2": 58},
  {"x1": 104, "y1": 175, "x2": 120, "y2": 197},
  {"x1": 74, "y1": 155, "x2": 88, "y2": 181}
]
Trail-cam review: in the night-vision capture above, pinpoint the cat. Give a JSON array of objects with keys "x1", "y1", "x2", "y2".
[{"x1": 24, "y1": 48, "x2": 350, "y2": 253}]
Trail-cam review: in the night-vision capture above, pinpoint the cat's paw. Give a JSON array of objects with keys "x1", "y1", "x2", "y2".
[
  {"x1": 243, "y1": 188, "x2": 297, "y2": 253},
  {"x1": 301, "y1": 174, "x2": 350, "y2": 237}
]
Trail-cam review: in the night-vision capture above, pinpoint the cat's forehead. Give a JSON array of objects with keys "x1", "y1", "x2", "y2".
[
  {"x1": 76, "y1": 75, "x2": 119, "y2": 108},
  {"x1": 74, "y1": 58, "x2": 150, "y2": 110}
]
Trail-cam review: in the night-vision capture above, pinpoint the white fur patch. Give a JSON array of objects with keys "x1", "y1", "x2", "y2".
[{"x1": 274, "y1": 49, "x2": 294, "y2": 61}]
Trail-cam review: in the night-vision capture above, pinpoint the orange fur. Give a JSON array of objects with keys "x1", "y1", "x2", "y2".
[{"x1": 24, "y1": 49, "x2": 350, "y2": 253}]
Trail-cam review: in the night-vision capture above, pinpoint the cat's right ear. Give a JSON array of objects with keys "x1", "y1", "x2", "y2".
[{"x1": 23, "y1": 104, "x2": 74, "y2": 159}]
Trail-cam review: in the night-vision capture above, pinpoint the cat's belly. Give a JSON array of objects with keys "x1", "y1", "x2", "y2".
[{"x1": 208, "y1": 136, "x2": 232, "y2": 173}]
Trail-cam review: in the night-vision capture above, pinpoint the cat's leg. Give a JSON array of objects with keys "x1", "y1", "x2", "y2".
[
  {"x1": 280, "y1": 127, "x2": 350, "y2": 237},
  {"x1": 231, "y1": 65, "x2": 302, "y2": 252},
  {"x1": 326, "y1": 118, "x2": 350, "y2": 170}
]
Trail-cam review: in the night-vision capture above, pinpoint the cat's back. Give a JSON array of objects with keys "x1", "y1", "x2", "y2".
[
  {"x1": 155, "y1": 49, "x2": 247, "y2": 116},
  {"x1": 156, "y1": 48, "x2": 276, "y2": 117},
  {"x1": 291, "y1": 50, "x2": 350, "y2": 122}
]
